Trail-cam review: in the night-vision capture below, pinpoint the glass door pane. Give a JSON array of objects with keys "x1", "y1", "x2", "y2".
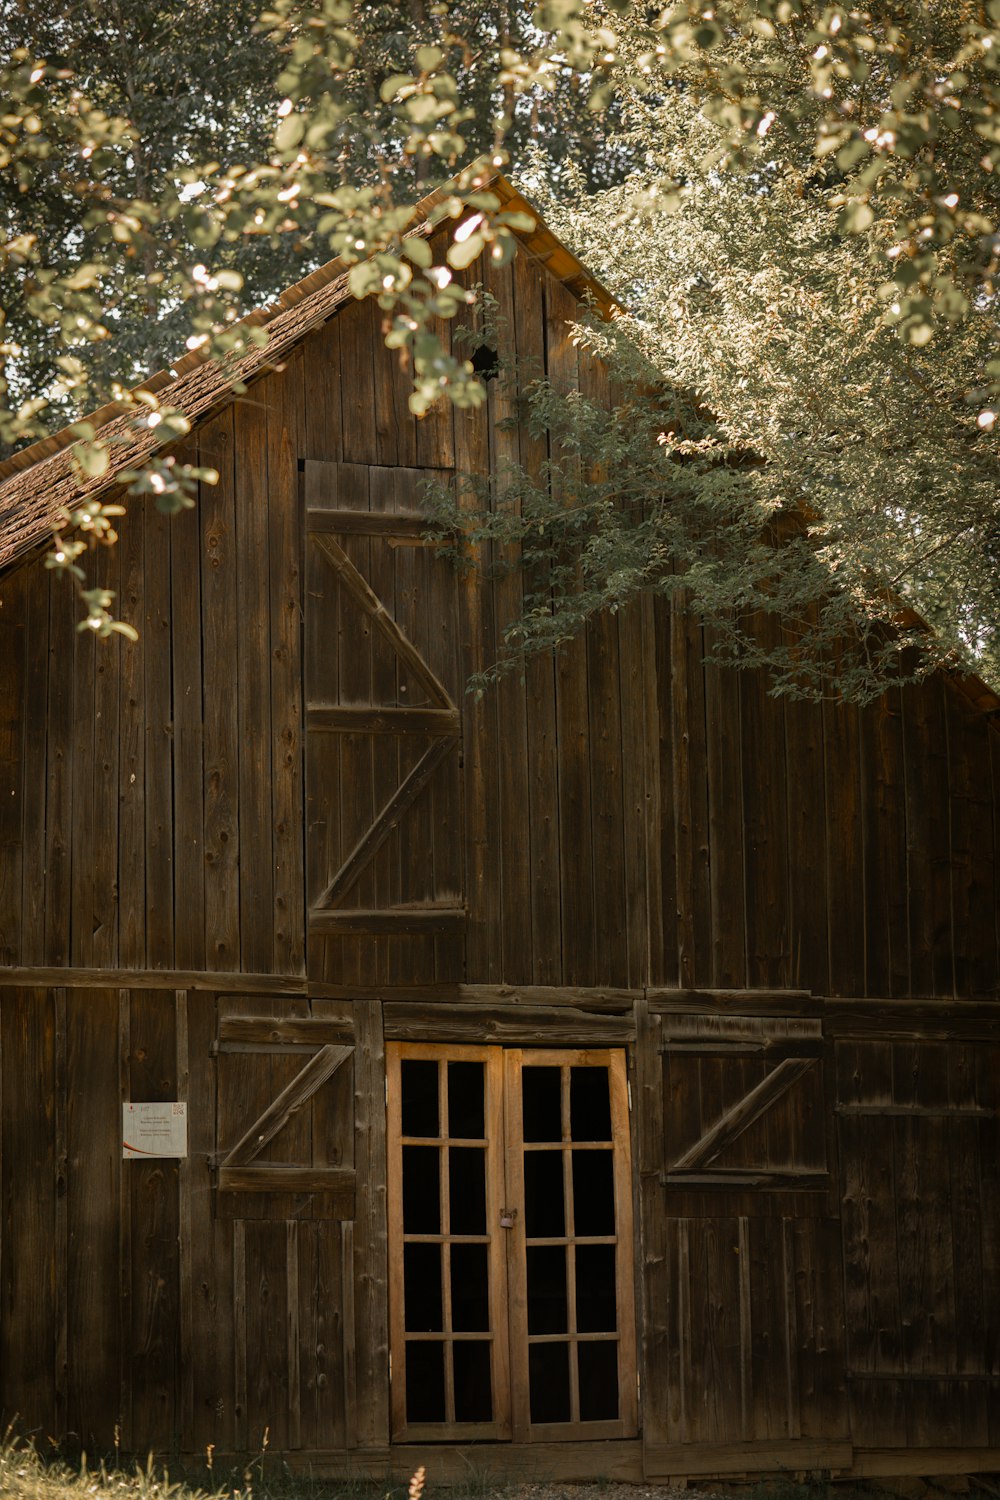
[
  {"x1": 386, "y1": 1043, "x2": 510, "y2": 1440},
  {"x1": 504, "y1": 1047, "x2": 637, "y2": 1442},
  {"x1": 386, "y1": 1042, "x2": 636, "y2": 1445}
]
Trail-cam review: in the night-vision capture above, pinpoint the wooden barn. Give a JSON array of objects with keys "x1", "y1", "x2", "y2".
[{"x1": 0, "y1": 171, "x2": 998, "y2": 1483}]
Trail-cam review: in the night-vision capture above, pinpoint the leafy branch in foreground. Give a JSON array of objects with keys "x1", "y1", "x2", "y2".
[
  {"x1": 5, "y1": 0, "x2": 1000, "y2": 680},
  {"x1": 423, "y1": 320, "x2": 963, "y2": 703}
]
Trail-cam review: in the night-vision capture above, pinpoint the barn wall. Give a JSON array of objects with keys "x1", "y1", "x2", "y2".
[
  {"x1": 0, "y1": 234, "x2": 999, "y2": 1471},
  {"x1": 0, "y1": 363, "x2": 306, "y2": 977},
  {"x1": 655, "y1": 603, "x2": 1000, "y2": 997},
  {"x1": 2, "y1": 983, "x2": 999, "y2": 1469},
  {"x1": 0, "y1": 983, "x2": 376, "y2": 1456},
  {"x1": 0, "y1": 241, "x2": 996, "y2": 995}
]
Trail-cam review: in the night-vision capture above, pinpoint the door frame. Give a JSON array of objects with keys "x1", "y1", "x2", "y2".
[{"x1": 385, "y1": 1041, "x2": 637, "y2": 1444}]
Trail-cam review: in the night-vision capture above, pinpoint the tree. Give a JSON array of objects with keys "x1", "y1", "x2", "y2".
[{"x1": 2, "y1": 0, "x2": 999, "y2": 689}]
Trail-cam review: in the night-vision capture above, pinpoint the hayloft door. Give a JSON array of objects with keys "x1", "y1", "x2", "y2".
[{"x1": 386, "y1": 1044, "x2": 637, "y2": 1443}]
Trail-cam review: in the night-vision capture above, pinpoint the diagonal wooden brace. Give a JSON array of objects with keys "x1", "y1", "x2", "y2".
[
  {"x1": 316, "y1": 735, "x2": 457, "y2": 910},
  {"x1": 219, "y1": 1043, "x2": 353, "y2": 1168},
  {"x1": 313, "y1": 533, "x2": 455, "y2": 710},
  {"x1": 669, "y1": 1056, "x2": 816, "y2": 1172}
]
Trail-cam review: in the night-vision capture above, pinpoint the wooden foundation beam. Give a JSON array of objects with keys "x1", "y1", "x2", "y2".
[{"x1": 645, "y1": 1439, "x2": 853, "y2": 1478}]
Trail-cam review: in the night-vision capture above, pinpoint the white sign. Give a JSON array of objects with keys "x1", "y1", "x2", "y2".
[{"x1": 122, "y1": 1102, "x2": 187, "y2": 1159}]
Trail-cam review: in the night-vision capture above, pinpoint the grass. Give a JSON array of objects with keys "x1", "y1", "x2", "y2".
[
  {"x1": 3, "y1": 1435, "x2": 998, "y2": 1500},
  {"x1": 0, "y1": 1435, "x2": 507, "y2": 1500}
]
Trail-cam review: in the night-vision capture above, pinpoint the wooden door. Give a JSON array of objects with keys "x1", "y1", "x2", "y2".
[
  {"x1": 304, "y1": 462, "x2": 464, "y2": 973},
  {"x1": 386, "y1": 1043, "x2": 637, "y2": 1443},
  {"x1": 640, "y1": 1008, "x2": 850, "y2": 1466}
]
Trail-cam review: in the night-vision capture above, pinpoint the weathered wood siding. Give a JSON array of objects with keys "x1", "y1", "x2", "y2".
[
  {"x1": 0, "y1": 984, "x2": 367, "y2": 1454},
  {"x1": 0, "y1": 363, "x2": 306, "y2": 977},
  {"x1": 0, "y1": 247, "x2": 995, "y2": 995},
  {"x1": 0, "y1": 235, "x2": 998, "y2": 1470}
]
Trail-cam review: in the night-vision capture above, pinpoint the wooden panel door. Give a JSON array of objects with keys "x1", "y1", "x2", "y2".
[
  {"x1": 642, "y1": 1009, "x2": 849, "y2": 1458},
  {"x1": 304, "y1": 462, "x2": 464, "y2": 956},
  {"x1": 386, "y1": 1043, "x2": 637, "y2": 1443}
]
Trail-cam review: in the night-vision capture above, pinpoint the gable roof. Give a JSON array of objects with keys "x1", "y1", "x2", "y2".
[{"x1": 0, "y1": 166, "x2": 616, "y2": 574}]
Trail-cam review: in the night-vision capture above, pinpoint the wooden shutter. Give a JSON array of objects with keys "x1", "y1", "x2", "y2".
[
  {"x1": 213, "y1": 1008, "x2": 356, "y2": 1217},
  {"x1": 304, "y1": 462, "x2": 464, "y2": 945},
  {"x1": 660, "y1": 1013, "x2": 830, "y2": 1201},
  {"x1": 640, "y1": 1005, "x2": 850, "y2": 1463}
]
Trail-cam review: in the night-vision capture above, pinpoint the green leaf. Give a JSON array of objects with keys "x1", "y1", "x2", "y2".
[
  {"x1": 402, "y1": 235, "x2": 433, "y2": 267},
  {"x1": 72, "y1": 441, "x2": 110, "y2": 478},
  {"x1": 498, "y1": 210, "x2": 536, "y2": 233},
  {"x1": 415, "y1": 44, "x2": 443, "y2": 70},
  {"x1": 380, "y1": 73, "x2": 413, "y2": 103},
  {"x1": 446, "y1": 229, "x2": 486, "y2": 269},
  {"x1": 274, "y1": 112, "x2": 304, "y2": 150},
  {"x1": 348, "y1": 261, "x2": 381, "y2": 298},
  {"x1": 839, "y1": 200, "x2": 874, "y2": 233}
]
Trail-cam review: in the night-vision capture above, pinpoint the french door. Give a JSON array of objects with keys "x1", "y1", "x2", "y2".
[{"x1": 385, "y1": 1043, "x2": 637, "y2": 1442}]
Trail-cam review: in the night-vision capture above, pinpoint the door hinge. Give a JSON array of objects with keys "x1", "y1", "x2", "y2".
[{"x1": 627, "y1": 1079, "x2": 632, "y2": 1112}]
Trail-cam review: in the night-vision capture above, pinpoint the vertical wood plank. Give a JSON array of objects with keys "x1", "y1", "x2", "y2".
[
  {"x1": 302, "y1": 316, "x2": 344, "y2": 463},
  {"x1": 741, "y1": 625, "x2": 790, "y2": 988},
  {"x1": 636, "y1": 999, "x2": 670, "y2": 1449},
  {"x1": 176, "y1": 990, "x2": 194, "y2": 1444},
  {"x1": 127, "y1": 989, "x2": 180, "y2": 1450},
  {"x1": 144, "y1": 495, "x2": 175, "y2": 969},
  {"x1": 234, "y1": 397, "x2": 273, "y2": 973},
  {"x1": 454, "y1": 263, "x2": 499, "y2": 982},
  {"x1": 579, "y1": 348, "x2": 628, "y2": 988},
  {"x1": 783, "y1": 671, "x2": 828, "y2": 992},
  {"x1": 642, "y1": 596, "x2": 668, "y2": 987},
  {"x1": 547, "y1": 279, "x2": 596, "y2": 986},
  {"x1": 671, "y1": 596, "x2": 711, "y2": 988},
  {"x1": 171, "y1": 490, "x2": 205, "y2": 972},
  {"x1": 836, "y1": 1040, "x2": 904, "y2": 1393},
  {"x1": 352, "y1": 998, "x2": 389, "y2": 1445},
  {"x1": 484, "y1": 254, "x2": 533, "y2": 984},
  {"x1": 268, "y1": 354, "x2": 306, "y2": 977},
  {"x1": 53, "y1": 987, "x2": 68, "y2": 1436},
  {"x1": 45, "y1": 573, "x2": 75, "y2": 966},
  {"x1": 703, "y1": 639, "x2": 747, "y2": 988},
  {"x1": 619, "y1": 598, "x2": 650, "y2": 989},
  {"x1": 374, "y1": 468, "x2": 420, "y2": 987},
  {"x1": 91, "y1": 539, "x2": 121, "y2": 967},
  {"x1": 301, "y1": 1216, "x2": 345, "y2": 1448},
  {"x1": 186, "y1": 987, "x2": 237, "y2": 1452},
  {"x1": 372, "y1": 296, "x2": 417, "y2": 467},
  {"x1": 365, "y1": 465, "x2": 401, "y2": 984},
  {"x1": 901, "y1": 677, "x2": 953, "y2": 996},
  {"x1": 824, "y1": 694, "x2": 865, "y2": 997},
  {"x1": 66, "y1": 987, "x2": 120, "y2": 1446},
  {"x1": 861, "y1": 687, "x2": 910, "y2": 998},
  {"x1": 233, "y1": 1216, "x2": 247, "y2": 1452},
  {"x1": 200, "y1": 410, "x2": 241, "y2": 970},
  {"x1": 946, "y1": 688, "x2": 996, "y2": 996},
  {"x1": 69, "y1": 567, "x2": 96, "y2": 966},
  {"x1": 341, "y1": 1218, "x2": 357, "y2": 1450},
  {"x1": 0, "y1": 990, "x2": 57, "y2": 1435},
  {"x1": 19, "y1": 561, "x2": 48, "y2": 964},
  {"x1": 118, "y1": 989, "x2": 133, "y2": 1443},
  {"x1": 340, "y1": 298, "x2": 379, "y2": 468},
  {"x1": 244, "y1": 1219, "x2": 289, "y2": 1450},
  {"x1": 789, "y1": 1216, "x2": 849, "y2": 1439},
  {"x1": 118, "y1": 505, "x2": 146, "y2": 968},
  {"x1": 287, "y1": 1220, "x2": 302, "y2": 1448},
  {"x1": 0, "y1": 564, "x2": 25, "y2": 965}
]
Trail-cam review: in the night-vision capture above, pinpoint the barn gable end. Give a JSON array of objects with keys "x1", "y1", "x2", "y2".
[{"x1": 0, "y1": 185, "x2": 998, "y2": 1478}]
